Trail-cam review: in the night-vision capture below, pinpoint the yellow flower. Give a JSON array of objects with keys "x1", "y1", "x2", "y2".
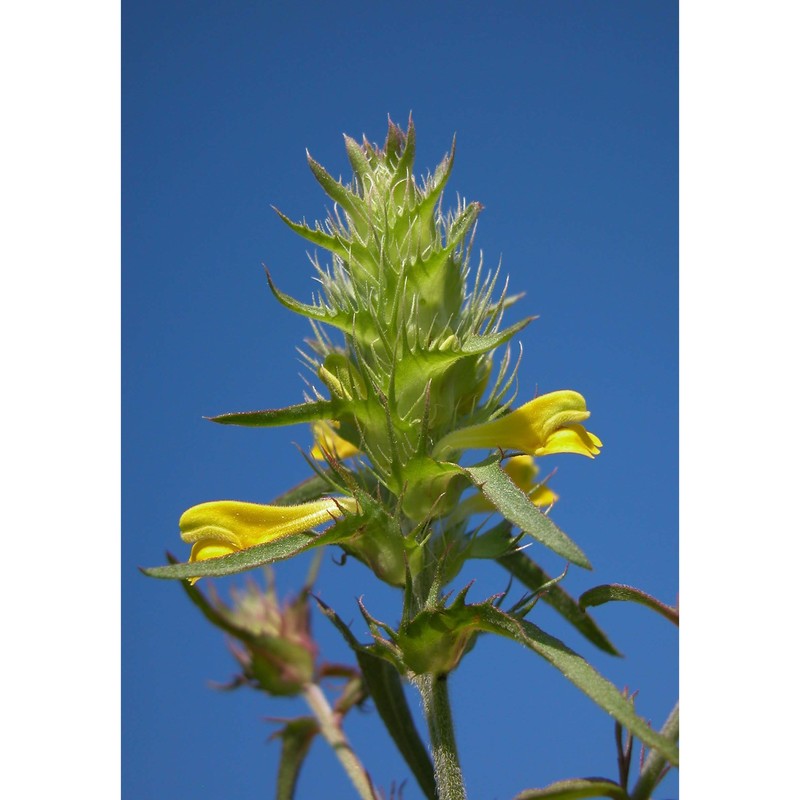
[
  {"x1": 464, "y1": 455, "x2": 558, "y2": 514},
  {"x1": 434, "y1": 390, "x2": 602, "y2": 459},
  {"x1": 310, "y1": 421, "x2": 360, "y2": 461},
  {"x1": 503, "y1": 455, "x2": 559, "y2": 507},
  {"x1": 180, "y1": 497, "x2": 357, "y2": 565}
]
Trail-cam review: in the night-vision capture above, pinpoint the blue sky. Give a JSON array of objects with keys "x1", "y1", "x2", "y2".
[{"x1": 123, "y1": 3, "x2": 678, "y2": 798}]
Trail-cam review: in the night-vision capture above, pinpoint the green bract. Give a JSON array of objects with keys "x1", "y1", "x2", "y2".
[{"x1": 268, "y1": 117, "x2": 532, "y2": 500}]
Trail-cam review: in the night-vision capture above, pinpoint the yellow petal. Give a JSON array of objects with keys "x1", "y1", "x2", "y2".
[
  {"x1": 529, "y1": 484, "x2": 559, "y2": 508},
  {"x1": 534, "y1": 424, "x2": 602, "y2": 458},
  {"x1": 189, "y1": 539, "x2": 238, "y2": 562},
  {"x1": 502, "y1": 455, "x2": 539, "y2": 487},
  {"x1": 310, "y1": 421, "x2": 360, "y2": 461},
  {"x1": 461, "y1": 455, "x2": 558, "y2": 513}
]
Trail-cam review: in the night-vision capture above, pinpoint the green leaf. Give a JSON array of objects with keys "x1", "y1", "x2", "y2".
[
  {"x1": 498, "y1": 546, "x2": 621, "y2": 656},
  {"x1": 473, "y1": 604, "x2": 679, "y2": 766},
  {"x1": 208, "y1": 400, "x2": 336, "y2": 427},
  {"x1": 579, "y1": 584, "x2": 679, "y2": 627},
  {"x1": 462, "y1": 460, "x2": 592, "y2": 569},
  {"x1": 316, "y1": 599, "x2": 437, "y2": 800},
  {"x1": 273, "y1": 718, "x2": 318, "y2": 800},
  {"x1": 513, "y1": 777, "x2": 629, "y2": 800},
  {"x1": 141, "y1": 533, "x2": 316, "y2": 580}
]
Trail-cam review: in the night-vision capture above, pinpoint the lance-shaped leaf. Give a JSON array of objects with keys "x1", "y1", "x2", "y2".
[
  {"x1": 579, "y1": 584, "x2": 679, "y2": 627},
  {"x1": 209, "y1": 400, "x2": 337, "y2": 427},
  {"x1": 462, "y1": 459, "x2": 592, "y2": 569},
  {"x1": 473, "y1": 603, "x2": 679, "y2": 766},
  {"x1": 141, "y1": 535, "x2": 317, "y2": 581},
  {"x1": 272, "y1": 718, "x2": 319, "y2": 800},
  {"x1": 496, "y1": 542, "x2": 620, "y2": 656},
  {"x1": 512, "y1": 777, "x2": 629, "y2": 800},
  {"x1": 316, "y1": 599, "x2": 438, "y2": 800}
]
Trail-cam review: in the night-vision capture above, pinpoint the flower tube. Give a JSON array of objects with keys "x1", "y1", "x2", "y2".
[
  {"x1": 180, "y1": 497, "x2": 357, "y2": 564},
  {"x1": 434, "y1": 390, "x2": 602, "y2": 459}
]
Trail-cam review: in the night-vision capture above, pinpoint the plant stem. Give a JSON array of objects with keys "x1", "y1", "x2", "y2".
[
  {"x1": 415, "y1": 673, "x2": 467, "y2": 800},
  {"x1": 303, "y1": 682, "x2": 378, "y2": 800},
  {"x1": 630, "y1": 701, "x2": 679, "y2": 800}
]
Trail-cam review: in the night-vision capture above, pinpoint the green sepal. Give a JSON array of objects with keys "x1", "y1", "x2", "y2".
[
  {"x1": 208, "y1": 400, "x2": 337, "y2": 427},
  {"x1": 399, "y1": 456, "x2": 465, "y2": 522},
  {"x1": 512, "y1": 777, "x2": 630, "y2": 800},
  {"x1": 461, "y1": 459, "x2": 592, "y2": 569},
  {"x1": 335, "y1": 499, "x2": 409, "y2": 587},
  {"x1": 316, "y1": 598, "x2": 438, "y2": 800},
  {"x1": 272, "y1": 718, "x2": 319, "y2": 800},
  {"x1": 580, "y1": 584, "x2": 679, "y2": 627},
  {"x1": 472, "y1": 604, "x2": 679, "y2": 766},
  {"x1": 488, "y1": 530, "x2": 621, "y2": 656}
]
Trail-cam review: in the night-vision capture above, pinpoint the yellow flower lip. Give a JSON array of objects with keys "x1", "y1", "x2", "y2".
[
  {"x1": 433, "y1": 390, "x2": 602, "y2": 459},
  {"x1": 180, "y1": 497, "x2": 357, "y2": 566}
]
